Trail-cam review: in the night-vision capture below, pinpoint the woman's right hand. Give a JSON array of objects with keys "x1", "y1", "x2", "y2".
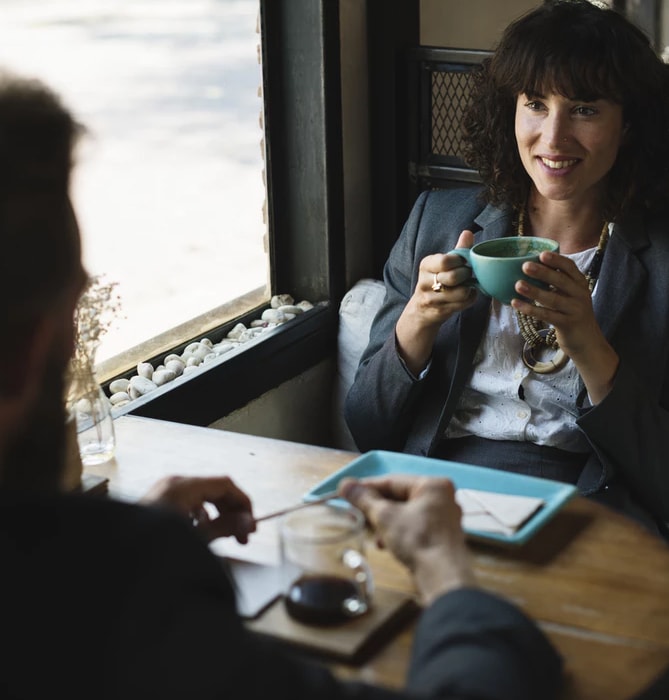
[{"x1": 395, "y1": 229, "x2": 477, "y2": 375}]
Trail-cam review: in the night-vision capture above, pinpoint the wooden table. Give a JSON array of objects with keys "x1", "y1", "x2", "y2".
[{"x1": 88, "y1": 415, "x2": 669, "y2": 700}]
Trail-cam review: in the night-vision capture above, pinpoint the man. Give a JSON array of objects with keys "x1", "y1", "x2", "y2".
[{"x1": 0, "y1": 71, "x2": 566, "y2": 699}]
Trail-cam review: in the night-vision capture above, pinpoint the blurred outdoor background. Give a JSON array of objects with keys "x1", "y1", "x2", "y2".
[{"x1": 0, "y1": 0, "x2": 267, "y2": 363}]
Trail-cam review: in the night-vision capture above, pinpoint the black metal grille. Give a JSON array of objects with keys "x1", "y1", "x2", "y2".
[
  {"x1": 430, "y1": 69, "x2": 475, "y2": 161},
  {"x1": 407, "y1": 48, "x2": 490, "y2": 193}
]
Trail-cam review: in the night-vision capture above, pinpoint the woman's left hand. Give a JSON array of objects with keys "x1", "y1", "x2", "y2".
[
  {"x1": 511, "y1": 250, "x2": 619, "y2": 402},
  {"x1": 512, "y1": 251, "x2": 598, "y2": 355}
]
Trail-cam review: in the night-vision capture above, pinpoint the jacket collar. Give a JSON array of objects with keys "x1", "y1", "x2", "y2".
[
  {"x1": 473, "y1": 202, "x2": 512, "y2": 241},
  {"x1": 593, "y1": 210, "x2": 648, "y2": 341}
]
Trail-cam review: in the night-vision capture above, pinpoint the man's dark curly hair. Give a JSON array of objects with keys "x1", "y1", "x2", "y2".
[{"x1": 461, "y1": 0, "x2": 669, "y2": 220}]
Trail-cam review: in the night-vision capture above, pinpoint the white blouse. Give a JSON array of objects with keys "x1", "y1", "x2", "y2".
[{"x1": 445, "y1": 241, "x2": 605, "y2": 452}]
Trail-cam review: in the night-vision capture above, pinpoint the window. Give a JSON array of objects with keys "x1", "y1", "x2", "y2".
[
  {"x1": 0, "y1": 0, "x2": 268, "y2": 374},
  {"x1": 0, "y1": 0, "x2": 349, "y2": 427}
]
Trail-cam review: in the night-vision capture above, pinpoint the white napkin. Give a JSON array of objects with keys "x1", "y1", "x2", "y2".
[{"x1": 455, "y1": 488, "x2": 545, "y2": 536}]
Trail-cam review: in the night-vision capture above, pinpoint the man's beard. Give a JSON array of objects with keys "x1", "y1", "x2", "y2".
[{"x1": 2, "y1": 349, "x2": 68, "y2": 493}]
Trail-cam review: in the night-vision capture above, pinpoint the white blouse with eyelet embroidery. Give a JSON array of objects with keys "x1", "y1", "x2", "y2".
[{"x1": 444, "y1": 242, "x2": 604, "y2": 452}]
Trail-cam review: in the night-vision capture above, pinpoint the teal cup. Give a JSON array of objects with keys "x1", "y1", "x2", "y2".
[{"x1": 447, "y1": 236, "x2": 559, "y2": 305}]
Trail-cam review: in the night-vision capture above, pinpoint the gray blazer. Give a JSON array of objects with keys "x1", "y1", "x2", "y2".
[{"x1": 345, "y1": 187, "x2": 669, "y2": 531}]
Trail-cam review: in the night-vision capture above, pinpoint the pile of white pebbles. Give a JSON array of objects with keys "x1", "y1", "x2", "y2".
[{"x1": 107, "y1": 293, "x2": 314, "y2": 410}]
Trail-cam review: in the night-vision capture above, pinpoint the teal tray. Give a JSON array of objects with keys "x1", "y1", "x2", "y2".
[{"x1": 304, "y1": 450, "x2": 577, "y2": 546}]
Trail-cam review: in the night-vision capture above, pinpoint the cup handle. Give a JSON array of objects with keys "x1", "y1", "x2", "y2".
[
  {"x1": 341, "y1": 549, "x2": 374, "y2": 615},
  {"x1": 446, "y1": 247, "x2": 480, "y2": 291}
]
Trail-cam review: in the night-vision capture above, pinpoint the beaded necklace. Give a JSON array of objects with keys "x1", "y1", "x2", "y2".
[{"x1": 515, "y1": 210, "x2": 609, "y2": 374}]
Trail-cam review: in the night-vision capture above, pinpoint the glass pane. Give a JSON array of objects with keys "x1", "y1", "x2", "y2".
[{"x1": 0, "y1": 0, "x2": 268, "y2": 365}]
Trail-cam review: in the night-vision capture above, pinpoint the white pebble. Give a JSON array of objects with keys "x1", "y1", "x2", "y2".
[
  {"x1": 129, "y1": 376, "x2": 158, "y2": 398},
  {"x1": 214, "y1": 342, "x2": 235, "y2": 355},
  {"x1": 186, "y1": 356, "x2": 201, "y2": 367},
  {"x1": 200, "y1": 337, "x2": 213, "y2": 348},
  {"x1": 183, "y1": 365, "x2": 200, "y2": 375},
  {"x1": 271, "y1": 293, "x2": 294, "y2": 308},
  {"x1": 297, "y1": 300, "x2": 314, "y2": 311},
  {"x1": 165, "y1": 359, "x2": 185, "y2": 376},
  {"x1": 164, "y1": 353, "x2": 182, "y2": 364},
  {"x1": 261, "y1": 308, "x2": 286, "y2": 323},
  {"x1": 191, "y1": 347, "x2": 210, "y2": 362},
  {"x1": 152, "y1": 369, "x2": 177, "y2": 386},
  {"x1": 137, "y1": 362, "x2": 154, "y2": 379},
  {"x1": 185, "y1": 342, "x2": 201, "y2": 354},
  {"x1": 110, "y1": 391, "x2": 130, "y2": 405},
  {"x1": 277, "y1": 305, "x2": 303, "y2": 315},
  {"x1": 109, "y1": 378, "x2": 130, "y2": 394},
  {"x1": 235, "y1": 329, "x2": 252, "y2": 343},
  {"x1": 227, "y1": 323, "x2": 247, "y2": 340}
]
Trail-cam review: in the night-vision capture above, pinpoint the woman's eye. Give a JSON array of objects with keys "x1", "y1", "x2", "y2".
[
  {"x1": 525, "y1": 100, "x2": 544, "y2": 111},
  {"x1": 574, "y1": 105, "x2": 597, "y2": 116}
]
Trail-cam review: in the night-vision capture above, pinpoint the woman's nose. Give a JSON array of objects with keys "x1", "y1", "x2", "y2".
[{"x1": 545, "y1": 113, "x2": 571, "y2": 148}]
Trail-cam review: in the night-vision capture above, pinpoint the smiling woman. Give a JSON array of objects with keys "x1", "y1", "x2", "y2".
[
  {"x1": 0, "y1": 0, "x2": 268, "y2": 368},
  {"x1": 344, "y1": 0, "x2": 669, "y2": 537}
]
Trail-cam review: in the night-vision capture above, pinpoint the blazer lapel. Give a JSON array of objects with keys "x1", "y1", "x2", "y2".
[
  {"x1": 593, "y1": 213, "x2": 648, "y2": 341},
  {"x1": 473, "y1": 203, "x2": 512, "y2": 242}
]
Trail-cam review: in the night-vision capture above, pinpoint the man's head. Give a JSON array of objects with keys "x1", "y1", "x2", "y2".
[{"x1": 0, "y1": 72, "x2": 87, "y2": 491}]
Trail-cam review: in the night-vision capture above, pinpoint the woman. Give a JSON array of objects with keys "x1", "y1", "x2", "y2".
[{"x1": 345, "y1": 0, "x2": 669, "y2": 534}]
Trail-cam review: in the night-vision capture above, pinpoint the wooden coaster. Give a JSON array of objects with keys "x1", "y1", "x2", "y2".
[{"x1": 246, "y1": 586, "x2": 418, "y2": 665}]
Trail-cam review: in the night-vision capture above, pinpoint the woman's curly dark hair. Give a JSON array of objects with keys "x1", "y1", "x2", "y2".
[{"x1": 461, "y1": 0, "x2": 669, "y2": 220}]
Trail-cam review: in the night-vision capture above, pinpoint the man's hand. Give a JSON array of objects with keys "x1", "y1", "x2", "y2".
[
  {"x1": 142, "y1": 475, "x2": 256, "y2": 544},
  {"x1": 339, "y1": 475, "x2": 475, "y2": 605}
]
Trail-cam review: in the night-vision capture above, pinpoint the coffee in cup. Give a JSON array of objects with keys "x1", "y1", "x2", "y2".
[{"x1": 447, "y1": 236, "x2": 559, "y2": 305}]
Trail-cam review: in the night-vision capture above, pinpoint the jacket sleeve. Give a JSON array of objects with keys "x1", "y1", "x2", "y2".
[
  {"x1": 407, "y1": 588, "x2": 563, "y2": 700},
  {"x1": 573, "y1": 213, "x2": 669, "y2": 527},
  {"x1": 344, "y1": 191, "x2": 436, "y2": 453},
  {"x1": 344, "y1": 187, "x2": 490, "y2": 454},
  {"x1": 577, "y1": 357, "x2": 669, "y2": 526}
]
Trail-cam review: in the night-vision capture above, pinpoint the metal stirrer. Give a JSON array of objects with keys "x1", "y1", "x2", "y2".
[{"x1": 254, "y1": 492, "x2": 339, "y2": 523}]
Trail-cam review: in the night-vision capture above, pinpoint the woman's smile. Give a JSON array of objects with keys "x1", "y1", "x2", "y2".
[{"x1": 539, "y1": 156, "x2": 579, "y2": 171}]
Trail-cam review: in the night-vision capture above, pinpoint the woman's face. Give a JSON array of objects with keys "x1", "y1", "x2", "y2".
[{"x1": 514, "y1": 92, "x2": 625, "y2": 207}]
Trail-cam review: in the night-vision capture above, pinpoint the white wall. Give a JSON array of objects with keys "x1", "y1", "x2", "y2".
[
  {"x1": 210, "y1": 360, "x2": 336, "y2": 446},
  {"x1": 420, "y1": 0, "x2": 540, "y2": 49}
]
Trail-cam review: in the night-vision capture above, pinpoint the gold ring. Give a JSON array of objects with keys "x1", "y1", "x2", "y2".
[{"x1": 431, "y1": 273, "x2": 443, "y2": 292}]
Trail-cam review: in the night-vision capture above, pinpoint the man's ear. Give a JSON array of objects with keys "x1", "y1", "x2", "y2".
[{"x1": 0, "y1": 315, "x2": 59, "y2": 402}]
